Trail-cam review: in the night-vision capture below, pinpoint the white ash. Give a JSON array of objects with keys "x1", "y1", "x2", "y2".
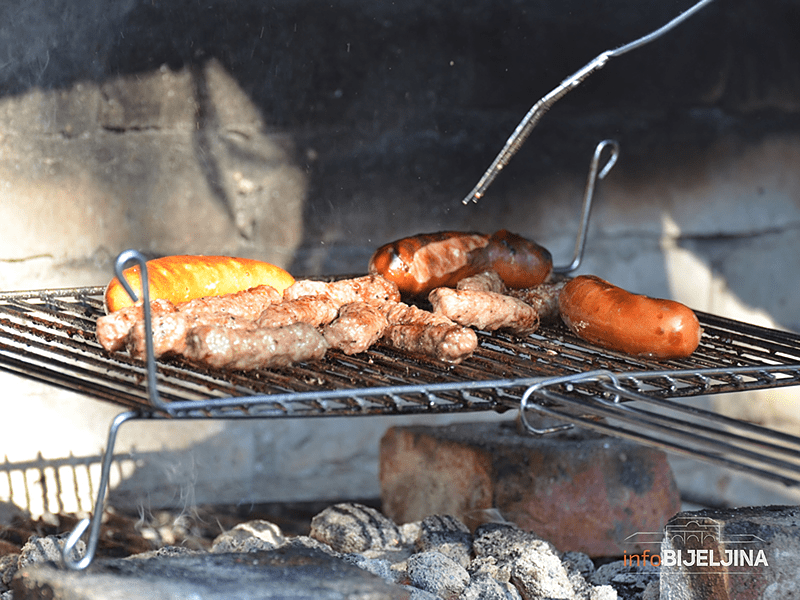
[
  {"x1": 210, "y1": 519, "x2": 285, "y2": 553},
  {"x1": 407, "y1": 551, "x2": 470, "y2": 599}
]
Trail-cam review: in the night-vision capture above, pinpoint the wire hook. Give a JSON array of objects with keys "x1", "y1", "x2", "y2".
[
  {"x1": 554, "y1": 139, "x2": 619, "y2": 275},
  {"x1": 113, "y1": 250, "x2": 170, "y2": 413}
]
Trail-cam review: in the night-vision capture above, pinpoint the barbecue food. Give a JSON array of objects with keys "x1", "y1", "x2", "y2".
[
  {"x1": 95, "y1": 298, "x2": 177, "y2": 352},
  {"x1": 323, "y1": 302, "x2": 389, "y2": 354},
  {"x1": 482, "y1": 229, "x2": 553, "y2": 289},
  {"x1": 428, "y1": 287, "x2": 540, "y2": 335},
  {"x1": 368, "y1": 230, "x2": 552, "y2": 296},
  {"x1": 184, "y1": 322, "x2": 329, "y2": 370},
  {"x1": 456, "y1": 270, "x2": 506, "y2": 293},
  {"x1": 559, "y1": 275, "x2": 702, "y2": 359},
  {"x1": 96, "y1": 285, "x2": 281, "y2": 354},
  {"x1": 178, "y1": 284, "x2": 283, "y2": 317},
  {"x1": 256, "y1": 295, "x2": 341, "y2": 328},
  {"x1": 284, "y1": 275, "x2": 402, "y2": 305},
  {"x1": 507, "y1": 281, "x2": 566, "y2": 323},
  {"x1": 126, "y1": 312, "x2": 254, "y2": 360},
  {"x1": 104, "y1": 255, "x2": 295, "y2": 313},
  {"x1": 383, "y1": 302, "x2": 478, "y2": 364},
  {"x1": 368, "y1": 231, "x2": 491, "y2": 296}
]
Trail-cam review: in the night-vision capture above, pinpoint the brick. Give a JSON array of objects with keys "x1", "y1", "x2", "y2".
[
  {"x1": 380, "y1": 422, "x2": 681, "y2": 557},
  {"x1": 659, "y1": 505, "x2": 800, "y2": 599}
]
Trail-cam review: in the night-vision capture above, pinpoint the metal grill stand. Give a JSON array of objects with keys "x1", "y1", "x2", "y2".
[{"x1": 1, "y1": 140, "x2": 799, "y2": 570}]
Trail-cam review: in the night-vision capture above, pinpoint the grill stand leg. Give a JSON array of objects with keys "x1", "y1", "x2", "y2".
[{"x1": 61, "y1": 410, "x2": 145, "y2": 570}]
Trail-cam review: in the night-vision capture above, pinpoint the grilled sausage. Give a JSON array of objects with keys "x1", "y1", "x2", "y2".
[
  {"x1": 368, "y1": 231, "x2": 491, "y2": 297},
  {"x1": 104, "y1": 255, "x2": 295, "y2": 313},
  {"x1": 368, "y1": 230, "x2": 552, "y2": 296},
  {"x1": 482, "y1": 229, "x2": 553, "y2": 289},
  {"x1": 559, "y1": 275, "x2": 702, "y2": 359}
]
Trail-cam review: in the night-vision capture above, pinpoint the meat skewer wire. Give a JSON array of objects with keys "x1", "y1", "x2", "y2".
[{"x1": 461, "y1": 0, "x2": 716, "y2": 205}]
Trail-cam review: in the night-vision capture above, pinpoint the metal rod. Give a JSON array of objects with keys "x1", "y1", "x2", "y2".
[
  {"x1": 113, "y1": 250, "x2": 171, "y2": 414},
  {"x1": 517, "y1": 370, "x2": 800, "y2": 486},
  {"x1": 553, "y1": 139, "x2": 619, "y2": 274},
  {"x1": 461, "y1": 0, "x2": 716, "y2": 205},
  {"x1": 62, "y1": 410, "x2": 143, "y2": 570},
  {"x1": 523, "y1": 393, "x2": 800, "y2": 487}
]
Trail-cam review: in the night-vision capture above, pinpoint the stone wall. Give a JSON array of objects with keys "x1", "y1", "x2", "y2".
[{"x1": 1, "y1": 0, "x2": 799, "y2": 511}]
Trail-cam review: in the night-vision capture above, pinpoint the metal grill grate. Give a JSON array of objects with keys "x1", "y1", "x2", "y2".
[
  {"x1": 2, "y1": 286, "x2": 800, "y2": 418},
  {"x1": 3, "y1": 282, "x2": 800, "y2": 570}
]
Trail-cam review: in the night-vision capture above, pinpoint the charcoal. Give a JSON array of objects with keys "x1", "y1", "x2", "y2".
[
  {"x1": 399, "y1": 521, "x2": 422, "y2": 547},
  {"x1": 468, "y1": 555, "x2": 511, "y2": 584},
  {"x1": 129, "y1": 546, "x2": 199, "y2": 560},
  {"x1": 407, "y1": 550, "x2": 470, "y2": 599},
  {"x1": 283, "y1": 535, "x2": 342, "y2": 557},
  {"x1": 460, "y1": 573, "x2": 510, "y2": 600},
  {"x1": 509, "y1": 544, "x2": 576, "y2": 600},
  {"x1": 590, "y1": 560, "x2": 659, "y2": 600},
  {"x1": 472, "y1": 522, "x2": 557, "y2": 564},
  {"x1": 0, "y1": 554, "x2": 18, "y2": 592},
  {"x1": 211, "y1": 520, "x2": 285, "y2": 553},
  {"x1": 18, "y1": 534, "x2": 84, "y2": 569},
  {"x1": 310, "y1": 502, "x2": 402, "y2": 553},
  {"x1": 341, "y1": 553, "x2": 399, "y2": 584},
  {"x1": 417, "y1": 514, "x2": 472, "y2": 568},
  {"x1": 561, "y1": 551, "x2": 596, "y2": 581},
  {"x1": 401, "y1": 584, "x2": 441, "y2": 600}
]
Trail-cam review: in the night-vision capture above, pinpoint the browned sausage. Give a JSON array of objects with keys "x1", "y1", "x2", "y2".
[
  {"x1": 368, "y1": 230, "x2": 552, "y2": 296},
  {"x1": 558, "y1": 275, "x2": 702, "y2": 359},
  {"x1": 481, "y1": 229, "x2": 553, "y2": 289},
  {"x1": 368, "y1": 231, "x2": 491, "y2": 296}
]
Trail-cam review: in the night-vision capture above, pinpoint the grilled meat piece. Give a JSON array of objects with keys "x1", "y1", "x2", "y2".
[
  {"x1": 127, "y1": 312, "x2": 253, "y2": 359},
  {"x1": 284, "y1": 275, "x2": 401, "y2": 305},
  {"x1": 97, "y1": 285, "x2": 280, "y2": 354},
  {"x1": 507, "y1": 281, "x2": 566, "y2": 322},
  {"x1": 177, "y1": 284, "x2": 282, "y2": 318},
  {"x1": 383, "y1": 302, "x2": 478, "y2": 364},
  {"x1": 429, "y1": 287, "x2": 540, "y2": 335},
  {"x1": 456, "y1": 270, "x2": 507, "y2": 293},
  {"x1": 323, "y1": 302, "x2": 390, "y2": 355},
  {"x1": 256, "y1": 295, "x2": 340, "y2": 329},
  {"x1": 183, "y1": 322, "x2": 329, "y2": 370},
  {"x1": 95, "y1": 298, "x2": 177, "y2": 352}
]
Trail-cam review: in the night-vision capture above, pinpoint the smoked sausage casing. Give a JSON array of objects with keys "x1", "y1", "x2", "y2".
[
  {"x1": 483, "y1": 229, "x2": 553, "y2": 289},
  {"x1": 368, "y1": 230, "x2": 552, "y2": 296},
  {"x1": 368, "y1": 231, "x2": 491, "y2": 296},
  {"x1": 558, "y1": 275, "x2": 702, "y2": 359},
  {"x1": 105, "y1": 255, "x2": 295, "y2": 313}
]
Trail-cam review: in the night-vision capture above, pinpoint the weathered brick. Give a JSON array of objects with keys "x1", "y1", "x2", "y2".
[
  {"x1": 659, "y1": 505, "x2": 800, "y2": 599},
  {"x1": 380, "y1": 421, "x2": 681, "y2": 557}
]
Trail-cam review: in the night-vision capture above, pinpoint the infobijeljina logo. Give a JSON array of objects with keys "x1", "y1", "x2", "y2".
[{"x1": 623, "y1": 515, "x2": 768, "y2": 573}]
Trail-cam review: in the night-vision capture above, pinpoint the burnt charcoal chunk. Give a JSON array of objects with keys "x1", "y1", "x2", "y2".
[
  {"x1": 309, "y1": 503, "x2": 402, "y2": 554},
  {"x1": 417, "y1": 515, "x2": 472, "y2": 568}
]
